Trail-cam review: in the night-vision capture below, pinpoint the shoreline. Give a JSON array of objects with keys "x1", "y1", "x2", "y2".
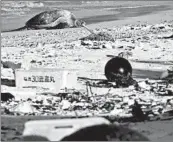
[
  {"x1": 81, "y1": 5, "x2": 171, "y2": 25},
  {"x1": 1, "y1": 2, "x2": 173, "y2": 31}
]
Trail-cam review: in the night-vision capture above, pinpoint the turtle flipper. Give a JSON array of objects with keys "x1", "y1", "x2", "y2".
[{"x1": 2, "y1": 26, "x2": 28, "y2": 33}]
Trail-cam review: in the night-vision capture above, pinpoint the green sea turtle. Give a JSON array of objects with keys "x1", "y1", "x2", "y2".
[{"x1": 3, "y1": 10, "x2": 86, "y2": 32}]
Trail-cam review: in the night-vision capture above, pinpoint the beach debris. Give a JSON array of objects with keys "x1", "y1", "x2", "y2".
[
  {"x1": 158, "y1": 34, "x2": 173, "y2": 39},
  {"x1": 10, "y1": 102, "x2": 38, "y2": 114},
  {"x1": 1, "y1": 78, "x2": 15, "y2": 87},
  {"x1": 131, "y1": 100, "x2": 147, "y2": 121},
  {"x1": 118, "y1": 51, "x2": 133, "y2": 59},
  {"x1": 1, "y1": 92, "x2": 15, "y2": 102},
  {"x1": 138, "y1": 81, "x2": 151, "y2": 90},
  {"x1": 1, "y1": 67, "x2": 14, "y2": 78},
  {"x1": 80, "y1": 32, "x2": 115, "y2": 42},
  {"x1": 1, "y1": 61, "x2": 21, "y2": 70},
  {"x1": 106, "y1": 51, "x2": 133, "y2": 59},
  {"x1": 60, "y1": 100, "x2": 71, "y2": 110},
  {"x1": 102, "y1": 43, "x2": 112, "y2": 49},
  {"x1": 160, "y1": 67, "x2": 173, "y2": 83},
  {"x1": 81, "y1": 40, "x2": 93, "y2": 46},
  {"x1": 159, "y1": 99, "x2": 173, "y2": 119},
  {"x1": 2, "y1": 10, "x2": 85, "y2": 32},
  {"x1": 104, "y1": 56, "x2": 135, "y2": 87}
]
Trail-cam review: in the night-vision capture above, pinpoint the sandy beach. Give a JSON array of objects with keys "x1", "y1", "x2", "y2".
[{"x1": 1, "y1": 0, "x2": 173, "y2": 141}]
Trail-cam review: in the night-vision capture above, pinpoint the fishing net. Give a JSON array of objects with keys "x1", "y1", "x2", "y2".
[{"x1": 80, "y1": 32, "x2": 115, "y2": 42}]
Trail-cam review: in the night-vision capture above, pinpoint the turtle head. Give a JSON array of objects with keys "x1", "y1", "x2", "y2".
[{"x1": 75, "y1": 19, "x2": 86, "y2": 27}]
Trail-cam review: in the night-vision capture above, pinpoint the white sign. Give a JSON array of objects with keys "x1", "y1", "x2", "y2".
[{"x1": 15, "y1": 69, "x2": 78, "y2": 93}]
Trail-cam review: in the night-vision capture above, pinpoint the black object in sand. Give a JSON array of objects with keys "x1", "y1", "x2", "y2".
[
  {"x1": 104, "y1": 57, "x2": 134, "y2": 86},
  {"x1": 61, "y1": 124, "x2": 149, "y2": 141},
  {"x1": 1, "y1": 92, "x2": 15, "y2": 102}
]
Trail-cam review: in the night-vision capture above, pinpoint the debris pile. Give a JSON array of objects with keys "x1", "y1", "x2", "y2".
[
  {"x1": 1, "y1": 79, "x2": 173, "y2": 121},
  {"x1": 80, "y1": 32, "x2": 115, "y2": 42},
  {"x1": 1, "y1": 22, "x2": 173, "y2": 122}
]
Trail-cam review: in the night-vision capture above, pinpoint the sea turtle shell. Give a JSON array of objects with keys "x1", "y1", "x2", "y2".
[{"x1": 26, "y1": 10, "x2": 77, "y2": 29}]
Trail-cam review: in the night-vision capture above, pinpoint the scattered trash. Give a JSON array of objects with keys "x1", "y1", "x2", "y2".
[
  {"x1": 1, "y1": 61, "x2": 21, "y2": 70},
  {"x1": 1, "y1": 78, "x2": 15, "y2": 87},
  {"x1": 1, "y1": 22, "x2": 173, "y2": 122},
  {"x1": 80, "y1": 32, "x2": 115, "y2": 42},
  {"x1": 1, "y1": 92, "x2": 15, "y2": 102},
  {"x1": 118, "y1": 51, "x2": 133, "y2": 59},
  {"x1": 81, "y1": 40, "x2": 93, "y2": 46},
  {"x1": 160, "y1": 68, "x2": 173, "y2": 83},
  {"x1": 10, "y1": 102, "x2": 38, "y2": 114},
  {"x1": 131, "y1": 100, "x2": 147, "y2": 121}
]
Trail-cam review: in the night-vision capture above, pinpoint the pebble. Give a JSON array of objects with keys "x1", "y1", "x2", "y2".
[{"x1": 1, "y1": 22, "x2": 173, "y2": 120}]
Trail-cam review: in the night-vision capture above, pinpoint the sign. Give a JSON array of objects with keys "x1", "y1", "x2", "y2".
[{"x1": 15, "y1": 68, "x2": 78, "y2": 93}]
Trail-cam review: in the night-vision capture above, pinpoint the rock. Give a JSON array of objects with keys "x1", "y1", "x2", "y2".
[
  {"x1": 21, "y1": 54, "x2": 36, "y2": 70},
  {"x1": 158, "y1": 33, "x2": 173, "y2": 39},
  {"x1": 80, "y1": 32, "x2": 115, "y2": 42},
  {"x1": 1, "y1": 107, "x2": 13, "y2": 115},
  {"x1": 101, "y1": 102, "x2": 115, "y2": 111},
  {"x1": 116, "y1": 45, "x2": 124, "y2": 49},
  {"x1": 104, "y1": 57, "x2": 133, "y2": 87},
  {"x1": 1, "y1": 61, "x2": 21, "y2": 70},
  {"x1": 160, "y1": 109, "x2": 173, "y2": 119},
  {"x1": 160, "y1": 69, "x2": 173, "y2": 83},
  {"x1": 126, "y1": 45, "x2": 135, "y2": 50},
  {"x1": 1, "y1": 92, "x2": 15, "y2": 102},
  {"x1": 1, "y1": 78, "x2": 15, "y2": 87},
  {"x1": 118, "y1": 51, "x2": 133, "y2": 59}
]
